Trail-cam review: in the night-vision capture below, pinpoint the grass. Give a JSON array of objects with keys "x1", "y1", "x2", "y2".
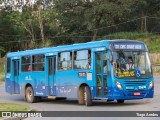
[
  {"x1": 0, "y1": 72, "x2": 4, "y2": 84},
  {"x1": 0, "y1": 76, "x2": 4, "y2": 84},
  {"x1": 0, "y1": 103, "x2": 30, "y2": 111},
  {"x1": 0, "y1": 103, "x2": 30, "y2": 119}
]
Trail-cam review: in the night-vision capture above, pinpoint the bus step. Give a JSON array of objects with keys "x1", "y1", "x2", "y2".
[{"x1": 48, "y1": 96, "x2": 56, "y2": 99}]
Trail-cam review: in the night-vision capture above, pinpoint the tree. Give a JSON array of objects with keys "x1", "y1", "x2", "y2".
[
  {"x1": 54, "y1": 0, "x2": 138, "y2": 41},
  {"x1": 0, "y1": 9, "x2": 23, "y2": 53}
]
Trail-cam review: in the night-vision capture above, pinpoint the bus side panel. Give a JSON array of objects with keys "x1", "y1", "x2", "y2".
[
  {"x1": 56, "y1": 86, "x2": 78, "y2": 99},
  {"x1": 14, "y1": 80, "x2": 20, "y2": 94},
  {"x1": 19, "y1": 75, "x2": 31, "y2": 96},
  {"x1": 20, "y1": 72, "x2": 52, "y2": 97},
  {"x1": 5, "y1": 79, "x2": 19, "y2": 94},
  {"x1": 5, "y1": 74, "x2": 15, "y2": 94},
  {"x1": 20, "y1": 72, "x2": 46, "y2": 97},
  {"x1": 34, "y1": 78, "x2": 47, "y2": 96},
  {"x1": 56, "y1": 71, "x2": 95, "y2": 99},
  {"x1": 56, "y1": 71, "x2": 78, "y2": 99},
  {"x1": 5, "y1": 75, "x2": 12, "y2": 94}
]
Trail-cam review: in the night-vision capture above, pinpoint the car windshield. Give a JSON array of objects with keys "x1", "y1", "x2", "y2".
[{"x1": 113, "y1": 51, "x2": 152, "y2": 78}]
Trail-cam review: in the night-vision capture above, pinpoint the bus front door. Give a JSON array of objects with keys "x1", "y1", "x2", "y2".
[
  {"x1": 13, "y1": 60, "x2": 20, "y2": 94},
  {"x1": 95, "y1": 52, "x2": 108, "y2": 97},
  {"x1": 47, "y1": 56, "x2": 56, "y2": 96}
]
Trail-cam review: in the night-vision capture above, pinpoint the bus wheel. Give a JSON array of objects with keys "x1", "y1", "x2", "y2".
[
  {"x1": 117, "y1": 100, "x2": 125, "y2": 103},
  {"x1": 78, "y1": 86, "x2": 85, "y2": 105},
  {"x1": 84, "y1": 86, "x2": 92, "y2": 106},
  {"x1": 25, "y1": 86, "x2": 37, "y2": 103}
]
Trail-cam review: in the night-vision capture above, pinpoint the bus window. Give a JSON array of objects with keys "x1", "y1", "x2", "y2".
[
  {"x1": 6, "y1": 58, "x2": 11, "y2": 73},
  {"x1": 103, "y1": 53, "x2": 108, "y2": 73},
  {"x1": 96, "y1": 53, "x2": 102, "y2": 73},
  {"x1": 21, "y1": 55, "x2": 31, "y2": 72},
  {"x1": 48, "y1": 58, "x2": 53, "y2": 75},
  {"x1": 74, "y1": 50, "x2": 91, "y2": 70},
  {"x1": 58, "y1": 52, "x2": 72, "y2": 70},
  {"x1": 32, "y1": 54, "x2": 45, "y2": 71}
]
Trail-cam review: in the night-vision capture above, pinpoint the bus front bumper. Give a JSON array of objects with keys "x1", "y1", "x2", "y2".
[{"x1": 107, "y1": 87, "x2": 154, "y2": 100}]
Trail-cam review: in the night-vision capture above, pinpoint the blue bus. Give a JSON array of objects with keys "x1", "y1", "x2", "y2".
[{"x1": 5, "y1": 40, "x2": 154, "y2": 106}]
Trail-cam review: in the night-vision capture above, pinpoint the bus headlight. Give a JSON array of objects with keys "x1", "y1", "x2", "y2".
[
  {"x1": 115, "y1": 81, "x2": 123, "y2": 90},
  {"x1": 148, "y1": 81, "x2": 153, "y2": 89}
]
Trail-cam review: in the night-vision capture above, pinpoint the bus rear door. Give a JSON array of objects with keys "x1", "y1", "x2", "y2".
[
  {"x1": 46, "y1": 56, "x2": 56, "y2": 96},
  {"x1": 12, "y1": 59, "x2": 20, "y2": 94}
]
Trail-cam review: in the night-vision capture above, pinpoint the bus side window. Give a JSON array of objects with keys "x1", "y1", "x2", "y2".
[
  {"x1": 21, "y1": 55, "x2": 31, "y2": 72},
  {"x1": 74, "y1": 50, "x2": 91, "y2": 70},
  {"x1": 32, "y1": 54, "x2": 45, "y2": 71},
  {"x1": 58, "y1": 52, "x2": 72, "y2": 70}
]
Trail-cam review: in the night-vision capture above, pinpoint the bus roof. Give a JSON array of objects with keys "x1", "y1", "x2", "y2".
[{"x1": 7, "y1": 39, "x2": 146, "y2": 57}]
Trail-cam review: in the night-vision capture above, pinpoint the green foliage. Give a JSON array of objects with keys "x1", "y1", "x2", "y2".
[
  {"x1": 1, "y1": 0, "x2": 160, "y2": 54},
  {"x1": 0, "y1": 76, "x2": 4, "y2": 83},
  {"x1": 103, "y1": 32, "x2": 148, "y2": 40}
]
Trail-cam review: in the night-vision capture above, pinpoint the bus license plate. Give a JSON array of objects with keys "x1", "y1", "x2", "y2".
[{"x1": 134, "y1": 92, "x2": 140, "y2": 96}]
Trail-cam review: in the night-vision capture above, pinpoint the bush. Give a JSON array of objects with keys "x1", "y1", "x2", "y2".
[{"x1": 0, "y1": 76, "x2": 4, "y2": 82}]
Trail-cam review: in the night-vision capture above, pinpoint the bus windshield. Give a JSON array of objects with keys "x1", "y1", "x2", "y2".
[{"x1": 113, "y1": 51, "x2": 152, "y2": 78}]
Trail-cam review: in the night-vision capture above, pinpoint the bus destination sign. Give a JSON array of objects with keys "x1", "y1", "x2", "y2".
[{"x1": 114, "y1": 44, "x2": 144, "y2": 50}]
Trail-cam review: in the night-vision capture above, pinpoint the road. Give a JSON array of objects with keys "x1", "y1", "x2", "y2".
[{"x1": 0, "y1": 77, "x2": 160, "y2": 120}]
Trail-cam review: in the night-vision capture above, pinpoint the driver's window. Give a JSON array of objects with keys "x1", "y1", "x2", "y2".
[
  {"x1": 113, "y1": 52, "x2": 135, "y2": 72},
  {"x1": 135, "y1": 54, "x2": 145, "y2": 71}
]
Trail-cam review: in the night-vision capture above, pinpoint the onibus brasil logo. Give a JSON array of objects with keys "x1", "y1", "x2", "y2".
[{"x1": 1, "y1": 112, "x2": 42, "y2": 118}]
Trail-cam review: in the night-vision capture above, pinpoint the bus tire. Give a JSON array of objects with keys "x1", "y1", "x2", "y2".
[
  {"x1": 25, "y1": 86, "x2": 37, "y2": 103},
  {"x1": 84, "y1": 86, "x2": 92, "y2": 106},
  {"x1": 78, "y1": 86, "x2": 85, "y2": 105},
  {"x1": 117, "y1": 100, "x2": 125, "y2": 103}
]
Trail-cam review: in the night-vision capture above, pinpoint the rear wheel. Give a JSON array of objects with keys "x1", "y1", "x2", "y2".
[
  {"x1": 25, "y1": 86, "x2": 37, "y2": 103},
  {"x1": 117, "y1": 100, "x2": 125, "y2": 103},
  {"x1": 84, "y1": 86, "x2": 92, "y2": 106}
]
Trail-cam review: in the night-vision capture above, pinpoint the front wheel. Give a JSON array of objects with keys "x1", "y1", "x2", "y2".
[
  {"x1": 117, "y1": 100, "x2": 125, "y2": 103},
  {"x1": 84, "y1": 86, "x2": 92, "y2": 106},
  {"x1": 78, "y1": 86, "x2": 85, "y2": 105},
  {"x1": 25, "y1": 86, "x2": 37, "y2": 103}
]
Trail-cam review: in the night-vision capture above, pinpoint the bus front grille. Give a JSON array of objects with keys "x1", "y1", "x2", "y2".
[{"x1": 124, "y1": 80, "x2": 146, "y2": 86}]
